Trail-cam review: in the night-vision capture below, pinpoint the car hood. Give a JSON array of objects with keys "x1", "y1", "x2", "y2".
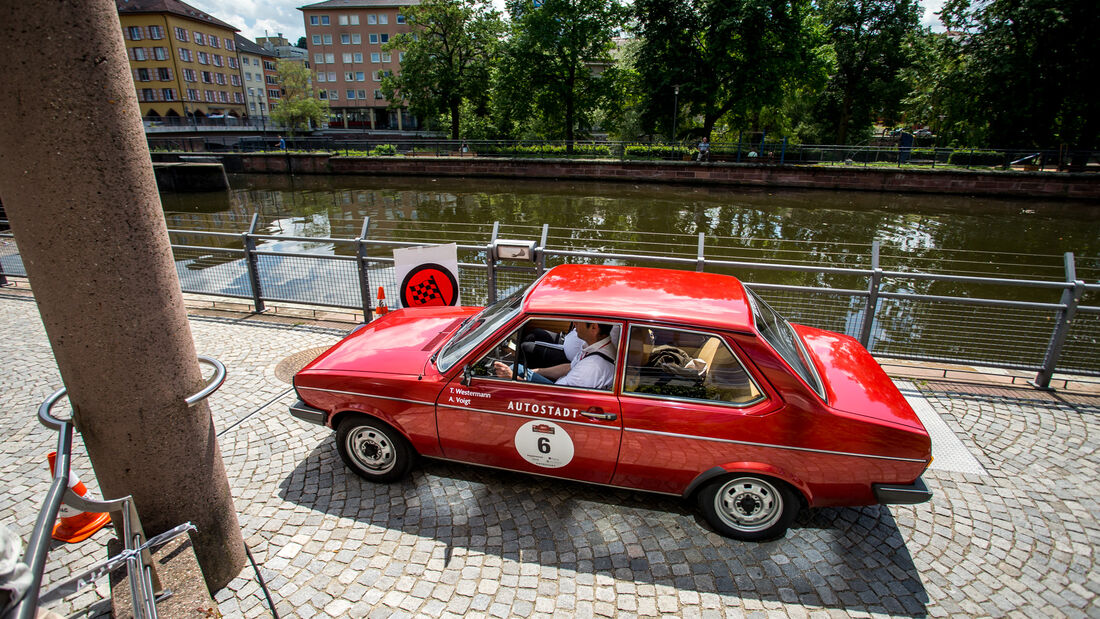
[
  {"x1": 794, "y1": 324, "x2": 925, "y2": 431},
  {"x1": 301, "y1": 307, "x2": 477, "y2": 376}
]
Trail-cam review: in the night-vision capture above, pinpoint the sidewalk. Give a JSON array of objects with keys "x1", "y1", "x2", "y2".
[{"x1": 1, "y1": 288, "x2": 1097, "y2": 618}]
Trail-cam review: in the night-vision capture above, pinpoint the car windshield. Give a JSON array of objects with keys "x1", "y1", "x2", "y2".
[
  {"x1": 745, "y1": 288, "x2": 826, "y2": 401},
  {"x1": 436, "y1": 285, "x2": 527, "y2": 373}
]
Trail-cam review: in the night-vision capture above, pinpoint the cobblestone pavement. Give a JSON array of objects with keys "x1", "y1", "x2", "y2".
[{"x1": 1, "y1": 290, "x2": 1098, "y2": 618}]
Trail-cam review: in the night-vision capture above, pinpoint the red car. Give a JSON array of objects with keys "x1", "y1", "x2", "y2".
[{"x1": 291, "y1": 265, "x2": 932, "y2": 541}]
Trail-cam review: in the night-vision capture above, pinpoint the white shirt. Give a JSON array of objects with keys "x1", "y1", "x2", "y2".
[
  {"x1": 564, "y1": 325, "x2": 620, "y2": 362},
  {"x1": 555, "y1": 337, "x2": 616, "y2": 390}
]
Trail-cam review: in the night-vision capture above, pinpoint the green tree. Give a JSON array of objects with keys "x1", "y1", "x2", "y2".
[
  {"x1": 633, "y1": 0, "x2": 823, "y2": 141},
  {"x1": 940, "y1": 0, "x2": 1100, "y2": 147},
  {"x1": 900, "y1": 30, "x2": 980, "y2": 145},
  {"x1": 815, "y1": 0, "x2": 920, "y2": 144},
  {"x1": 497, "y1": 0, "x2": 629, "y2": 148},
  {"x1": 382, "y1": 0, "x2": 504, "y2": 139},
  {"x1": 269, "y1": 60, "x2": 327, "y2": 134}
]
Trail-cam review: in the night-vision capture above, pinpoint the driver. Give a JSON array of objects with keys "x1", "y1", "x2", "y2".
[{"x1": 494, "y1": 322, "x2": 616, "y2": 390}]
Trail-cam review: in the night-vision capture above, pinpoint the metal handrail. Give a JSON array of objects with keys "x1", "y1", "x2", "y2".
[{"x1": 14, "y1": 355, "x2": 226, "y2": 619}]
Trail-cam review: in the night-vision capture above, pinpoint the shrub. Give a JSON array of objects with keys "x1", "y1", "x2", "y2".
[
  {"x1": 947, "y1": 150, "x2": 1007, "y2": 167},
  {"x1": 368, "y1": 144, "x2": 397, "y2": 156}
]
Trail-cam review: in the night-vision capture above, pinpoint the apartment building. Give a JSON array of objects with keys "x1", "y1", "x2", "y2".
[
  {"x1": 116, "y1": 0, "x2": 246, "y2": 122},
  {"x1": 299, "y1": 0, "x2": 420, "y2": 131},
  {"x1": 234, "y1": 35, "x2": 277, "y2": 127}
]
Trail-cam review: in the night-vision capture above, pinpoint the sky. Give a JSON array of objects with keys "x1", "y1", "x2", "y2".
[{"x1": 186, "y1": 0, "x2": 947, "y2": 46}]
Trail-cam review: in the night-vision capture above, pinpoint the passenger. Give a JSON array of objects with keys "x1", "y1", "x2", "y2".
[{"x1": 494, "y1": 322, "x2": 616, "y2": 389}]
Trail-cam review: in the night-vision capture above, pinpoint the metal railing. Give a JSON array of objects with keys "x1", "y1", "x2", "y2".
[
  {"x1": 12, "y1": 356, "x2": 226, "y2": 619},
  {"x1": 145, "y1": 136, "x2": 1099, "y2": 172},
  {"x1": 2, "y1": 220, "x2": 1097, "y2": 386}
]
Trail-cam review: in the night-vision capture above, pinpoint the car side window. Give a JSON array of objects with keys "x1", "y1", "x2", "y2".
[
  {"x1": 470, "y1": 330, "x2": 520, "y2": 379},
  {"x1": 623, "y1": 326, "x2": 764, "y2": 406}
]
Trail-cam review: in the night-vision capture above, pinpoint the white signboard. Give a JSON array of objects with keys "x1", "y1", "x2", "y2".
[{"x1": 392, "y1": 244, "x2": 461, "y2": 309}]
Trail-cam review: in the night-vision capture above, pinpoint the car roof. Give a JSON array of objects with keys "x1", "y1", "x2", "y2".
[{"x1": 524, "y1": 265, "x2": 756, "y2": 333}]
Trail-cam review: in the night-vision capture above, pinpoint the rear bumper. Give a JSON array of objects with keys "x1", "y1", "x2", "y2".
[
  {"x1": 290, "y1": 399, "x2": 326, "y2": 426},
  {"x1": 873, "y1": 476, "x2": 932, "y2": 505}
]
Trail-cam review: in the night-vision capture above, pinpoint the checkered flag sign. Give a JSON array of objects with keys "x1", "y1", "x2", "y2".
[{"x1": 410, "y1": 275, "x2": 443, "y2": 305}]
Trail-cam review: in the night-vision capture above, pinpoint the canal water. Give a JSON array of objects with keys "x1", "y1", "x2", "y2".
[{"x1": 160, "y1": 173, "x2": 1100, "y2": 297}]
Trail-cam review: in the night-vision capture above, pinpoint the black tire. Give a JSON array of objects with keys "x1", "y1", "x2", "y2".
[
  {"x1": 335, "y1": 417, "x2": 414, "y2": 482},
  {"x1": 697, "y1": 474, "x2": 798, "y2": 541}
]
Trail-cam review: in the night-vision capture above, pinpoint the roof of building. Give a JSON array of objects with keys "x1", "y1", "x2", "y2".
[
  {"x1": 234, "y1": 35, "x2": 275, "y2": 57},
  {"x1": 116, "y1": 0, "x2": 238, "y2": 31},
  {"x1": 524, "y1": 265, "x2": 755, "y2": 334},
  {"x1": 299, "y1": 0, "x2": 421, "y2": 9}
]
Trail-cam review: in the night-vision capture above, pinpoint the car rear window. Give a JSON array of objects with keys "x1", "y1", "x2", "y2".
[{"x1": 745, "y1": 288, "x2": 826, "y2": 401}]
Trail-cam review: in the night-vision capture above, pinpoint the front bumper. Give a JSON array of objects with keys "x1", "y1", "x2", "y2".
[
  {"x1": 290, "y1": 399, "x2": 326, "y2": 426},
  {"x1": 873, "y1": 476, "x2": 932, "y2": 505}
]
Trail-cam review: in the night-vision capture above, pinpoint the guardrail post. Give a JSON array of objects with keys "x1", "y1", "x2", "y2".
[
  {"x1": 537, "y1": 224, "x2": 549, "y2": 276},
  {"x1": 1032, "y1": 252, "x2": 1084, "y2": 390},
  {"x1": 486, "y1": 221, "x2": 500, "y2": 304},
  {"x1": 0, "y1": 247, "x2": 8, "y2": 287},
  {"x1": 859, "y1": 241, "x2": 881, "y2": 347},
  {"x1": 356, "y1": 216, "x2": 372, "y2": 321},
  {"x1": 242, "y1": 212, "x2": 265, "y2": 313},
  {"x1": 696, "y1": 233, "x2": 705, "y2": 272},
  {"x1": 780, "y1": 137, "x2": 787, "y2": 165}
]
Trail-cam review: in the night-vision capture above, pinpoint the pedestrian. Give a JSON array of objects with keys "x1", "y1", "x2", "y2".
[
  {"x1": 278, "y1": 135, "x2": 286, "y2": 151},
  {"x1": 696, "y1": 136, "x2": 710, "y2": 162}
]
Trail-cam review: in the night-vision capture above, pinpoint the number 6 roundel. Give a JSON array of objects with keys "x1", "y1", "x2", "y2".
[{"x1": 514, "y1": 420, "x2": 575, "y2": 468}]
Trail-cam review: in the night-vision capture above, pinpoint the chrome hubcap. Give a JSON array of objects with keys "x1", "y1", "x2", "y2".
[
  {"x1": 346, "y1": 427, "x2": 396, "y2": 473},
  {"x1": 715, "y1": 477, "x2": 783, "y2": 532}
]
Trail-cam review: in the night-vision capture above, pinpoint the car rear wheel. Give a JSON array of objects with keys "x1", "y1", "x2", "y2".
[
  {"x1": 336, "y1": 417, "x2": 414, "y2": 482},
  {"x1": 698, "y1": 475, "x2": 798, "y2": 541}
]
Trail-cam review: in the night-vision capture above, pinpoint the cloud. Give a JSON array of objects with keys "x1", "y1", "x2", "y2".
[{"x1": 184, "y1": 0, "x2": 307, "y2": 43}]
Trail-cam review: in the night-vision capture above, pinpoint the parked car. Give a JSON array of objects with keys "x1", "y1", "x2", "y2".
[{"x1": 291, "y1": 265, "x2": 932, "y2": 541}]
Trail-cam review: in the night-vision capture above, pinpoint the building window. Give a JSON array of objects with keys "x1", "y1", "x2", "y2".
[
  {"x1": 266, "y1": 75, "x2": 278, "y2": 85},
  {"x1": 371, "y1": 53, "x2": 380, "y2": 63},
  {"x1": 357, "y1": 89, "x2": 366, "y2": 99},
  {"x1": 270, "y1": 89, "x2": 282, "y2": 99},
  {"x1": 231, "y1": 75, "x2": 240, "y2": 86},
  {"x1": 379, "y1": 15, "x2": 388, "y2": 24},
  {"x1": 198, "y1": 51, "x2": 209, "y2": 64},
  {"x1": 178, "y1": 48, "x2": 192, "y2": 62},
  {"x1": 314, "y1": 53, "x2": 324, "y2": 64},
  {"x1": 373, "y1": 70, "x2": 381, "y2": 81},
  {"x1": 341, "y1": 34, "x2": 350, "y2": 44},
  {"x1": 187, "y1": 88, "x2": 199, "y2": 101},
  {"x1": 356, "y1": 71, "x2": 365, "y2": 81},
  {"x1": 225, "y1": 38, "x2": 234, "y2": 51},
  {"x1": 201, "y1": 71, "x2": 213, "y2": 83},
  {"x1": 140, "y1": 88, "x2": 155, "y2": 101},
  {"x1": 215, "y1": 73, "x2": 226, "y2": 85},
  {"x1": 242, "y1": 56, "x2": 250, "y2": 65},
  {"x1": 212, "y1": 54, "x2": 223, "y2": 67},
  {"x1": 235, "y1": 92, "x2": 244, "y2": 103},
  {"x1": 194, "y1": 32, "x2": 205, "y2": 45},
  {"x1": 136, "y1": 68, "x2": 151, "y2": 81},
  {"x1": 317, "y1": 73, "x2": 326, "y2": 82},
  {"x1": 318, "y1": 90, "x2": 327, "y2": 99},
  {"x1": 264, "y1": 60, "x2": 276, "y2": 70},
  {"x1": 228, "y1": 57, "x2": 238, "y2": 69},
  {"x1": 127, "y1": 26, "x2": 143, "y2": 40},
  {"x1": 148, "y1": 25, "x2": 163, "y2": 39},
  {"x1": 323, "y1": 34, "x2": 333, "y2": 45},
  {"x1": 344, "y1": 71, "x2": 354, "y2": 81},
  {"x1": 175, "y1": 27, "x2": 188, "y2": 42},
  {"x1": 353, "y1": 53, "x2": 363, "y2": 63},
  {"x1": 183, "y1": 69, "x2": 196, "y2": 82},
  {"x1": 157, "y1": 67, "x2": 171, "y2": 80},
  {"x1": 342, "y1": 53, "x2": 353, "y2": 63},
  {"x1": 161, "y1": 88, "x2": 176, "y2": 101},
  {"x1": 351, "y1": 15, "x2": 359, "y2": 25},
  {"x1": 380, "y1": 34, "x2": 389, "y2": 44},
  {"x1": 381, "y1": 52, "x2": 391, "y2": 62},
  {"x1": 369, "y1": 33, "x2": 378, "y2": 44},
  {"x1": 219, "y1": 91, "x2": 228, "y2": 102},
  {"x1": 209, "y1": 36, "x2": 219, "y2": 49},
  {"x1": 327, "y1": 72, "x2": 336, "y2": 81},
  {"x1": 312, "y1": 35, "x2": 321, "y2": 45},
  {"x1": 399, "y1": 51, "x2": 405, "y2": 62},
  {"x1": 374, "y1": 89, "x2": 383, "y2": 100},
  {"x1": 321, "y1": 15, "x2": 330, "y2": 25},
  {"x1": 153, "y1": 47, "x2": 168, "y2": 60},
  {"x1": 329, "y1": 90, "x2": 338, "y2": 100},
  {"x1": 310, "y1": 16, "x2": 319, "y2": 25},
  {"x1": 325, "y1": 53, "x2": 335, "y2": 63},
  {"x1": 367, "y1": 14, "x2": 377, "y2": 24},
  {"x1": 352, "y1": 33, "x2": 361, "y2": 44},
  {"x1": 131, "y1": 47, "x2": 146, "y2": 61},
  {"x1": 346, "y1": 89, "x2": 356, "y2": 99},
  {"x1": 396, "y1": 14, "x2": 406, "y2": 24},
  {"x1": 339, "y1": 15, "x2": 348, "y2": 25}
]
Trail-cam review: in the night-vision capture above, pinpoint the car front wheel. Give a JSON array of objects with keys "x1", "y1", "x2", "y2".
[
  {"x1": 336, "y1": 417, "x2": 414, "y2": 482},
  {"x1": 698, "y1": 475, "x2": 798, "y2": 541}
]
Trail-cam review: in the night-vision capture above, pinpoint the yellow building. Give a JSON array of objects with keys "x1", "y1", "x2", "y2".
[{"x1": 116, "y1": 0, "x2": 247, "y2": 123}]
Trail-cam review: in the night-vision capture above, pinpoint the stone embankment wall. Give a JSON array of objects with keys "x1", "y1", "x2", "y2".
[{"x1": 163, "y1": 153, "x2": 1100, "y2": 200}]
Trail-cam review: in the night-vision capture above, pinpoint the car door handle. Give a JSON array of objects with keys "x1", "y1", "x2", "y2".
[{"x1": 580, "y1": 407, "x2": 617, "y2": 421}]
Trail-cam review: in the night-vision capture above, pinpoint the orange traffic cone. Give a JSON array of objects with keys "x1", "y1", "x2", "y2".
[
  {"x1": 47, "y1": 452, "x2": 111, "y2": 543},
  {"x1": 375, "y1": 286, "x2": 388, "y2": 317}
]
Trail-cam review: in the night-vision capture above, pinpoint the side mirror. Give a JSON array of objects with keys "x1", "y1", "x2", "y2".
[{"x1": 461, "y1": 365, "x2": 472, "y2": 386}]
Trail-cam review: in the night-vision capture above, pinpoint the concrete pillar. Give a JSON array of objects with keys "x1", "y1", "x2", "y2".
[
  {"x1": 0, "y1": 0, "x2": 245, "y2": 591},
  {"x1": 369, "y1": 107, "x2": 376, "y2": 130}
]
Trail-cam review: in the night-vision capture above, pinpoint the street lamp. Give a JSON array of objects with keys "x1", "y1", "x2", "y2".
[{"x1": 670, "y1": 84, "x2": 680, "y2": 143}]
